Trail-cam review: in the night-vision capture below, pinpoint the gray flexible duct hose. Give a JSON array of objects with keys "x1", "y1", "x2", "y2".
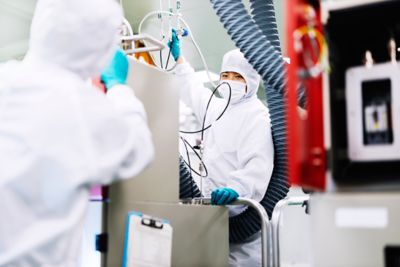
[
  {"x1": 249, "y1": 0, "x2": 308, "y2": 109},
  {"x1": 249, "y1": 0, "x2": 282, "y2": 55},
  {"x1": 179, "y1": 156, "x2": 202, "y2": 199},
  {"x1": 180, "y1": 0, "x2": 289, "y2": 243},
  {"x1": 210, "y1": 0, "x2": 289, "y2": 243},
  {"x1": 211, "y1": 0, "x2": 286, "y2": 93}
]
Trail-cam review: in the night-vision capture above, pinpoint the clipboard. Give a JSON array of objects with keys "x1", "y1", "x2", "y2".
[{"x1": 123, "y1": 211, "x2": 173, "y2": 267}]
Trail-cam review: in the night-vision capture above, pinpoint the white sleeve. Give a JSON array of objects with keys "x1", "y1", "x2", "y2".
[
  {"x1": 84, "y1": 84, "x2": 154, "y2": 185},
  {"x1": 175, "y1": 62, "x2": 215, "y2": 122},
  {"x1": 226, "y1": 112, "x2": 274, "y2": 202}
]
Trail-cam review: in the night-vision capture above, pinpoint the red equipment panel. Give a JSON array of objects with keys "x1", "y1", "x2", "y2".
[{"x1": 286, "y1": 0, "x2": 326, "y2": 190}]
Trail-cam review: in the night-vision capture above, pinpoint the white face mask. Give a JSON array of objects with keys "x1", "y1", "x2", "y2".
[{"x1": 218, "y1": 80, "x2": 246, "y2": 104}]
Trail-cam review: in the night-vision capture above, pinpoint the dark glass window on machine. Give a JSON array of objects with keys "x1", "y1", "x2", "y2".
[
  {"x1": 361, "y1": 79, "x2": 393, "y2": 145},
  {"x1": 326, "y1": 0, "x2": 400, "y2": 184}
]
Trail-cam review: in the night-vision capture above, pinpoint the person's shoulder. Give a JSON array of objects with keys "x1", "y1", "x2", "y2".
[
  {"x1": 77, "y1": 84, "x2": 115, "y2": 115},
  {"x1": 242, "y1": 99, "x2": 270, "y2": 119},
  {"x1": 0, "y1": 60, "x2": 18, "y2": 72},
  {"x1": 0, "y1": 60, "x2": 22, "y2": 86}
]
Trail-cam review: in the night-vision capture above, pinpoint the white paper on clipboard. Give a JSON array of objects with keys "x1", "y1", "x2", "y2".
[{"x1": 123, "y1": 212, "x2": 173, "y2": 267}]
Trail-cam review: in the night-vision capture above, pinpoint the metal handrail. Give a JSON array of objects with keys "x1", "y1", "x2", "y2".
[
  {"x1": 189, "y1": 197, "x2": 272, "y2": 267},
  {"x1": 271, "y1": 195, "x2": 310, "y2": 267}
]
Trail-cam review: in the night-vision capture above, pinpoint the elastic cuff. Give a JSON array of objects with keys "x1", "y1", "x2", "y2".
[
  {"x1": 173, "y1": 53, "x2": 180, "y2": 61},
  {"x1": 106, "y1": 81, "x2": 126, "y2": 91}
]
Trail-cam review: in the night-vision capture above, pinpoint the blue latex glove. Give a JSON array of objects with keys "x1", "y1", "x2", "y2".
[
  {"x1": 211, "y1": 188, "x2": 239, "y2": 205},
  {"x1": 168, "y1": 28, "x2": 181, "y2": 61},
  {"x1": 101, "y1": 47, "x2": 129, "y2": 90}
]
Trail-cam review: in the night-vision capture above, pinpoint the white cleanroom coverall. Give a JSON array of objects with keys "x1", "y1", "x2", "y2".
[
  {"x1": 176, "y1": 49, "x2": 274, "y2": 267},
  {"x1": 0, "y1": 0, "x2": 154, "y2": 266}
]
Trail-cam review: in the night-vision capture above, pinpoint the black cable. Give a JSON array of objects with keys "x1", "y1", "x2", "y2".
[
  {"x1": 179, "y1": 82, "x2": 231, "y2": 140},
  {"x1": 178, "y1": 82, "x2": 231, "y2": 192},
  {"x1": 159, "y1": 50, "x2": 163, "y2": 69},
  {"x1": 179, "y1": 75, "x2": 231, "y2": 197},
  {"x1": 165, "y1": 48, "x2": 172, "y2": 70},
  {"x1": 179, "y1": 136, "x2": 208, "y2": 178},
  {"x1": 200, "y1": 82, "x2": 231, "y2": 141}
]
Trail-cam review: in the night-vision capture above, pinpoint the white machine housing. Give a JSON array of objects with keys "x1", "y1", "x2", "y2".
[{"x1": 345, "y1": 62, "x2": 400, "y2": 162}]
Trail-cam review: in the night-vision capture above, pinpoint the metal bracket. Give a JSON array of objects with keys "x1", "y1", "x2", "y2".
[{"x1": 121, "y1": 34, "x2": 166, "y2": 54}]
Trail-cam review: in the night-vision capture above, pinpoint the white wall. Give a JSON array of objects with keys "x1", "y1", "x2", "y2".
[
  {"x1": 0, "y1": 0, "x2": 36, "y2": 61},
  {"x1": 0, "y1": 0, "x2": 286, "y2": 67}
]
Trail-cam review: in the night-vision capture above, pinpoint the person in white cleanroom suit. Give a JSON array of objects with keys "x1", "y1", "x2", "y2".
[
  {"x1": 0, "y1": 0, "x2": 154, "y2": 266},
  {"x1": 170, "y1": 31, "x2": 274, "y2": 266}
]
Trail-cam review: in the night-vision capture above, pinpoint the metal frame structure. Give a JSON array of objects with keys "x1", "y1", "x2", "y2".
[
  {"x1": 121, "y1": 34, "x2": 166, "y2": 54},
  {"x1": 270, "y1": 195, "x2": 310, "y2": 267}
]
